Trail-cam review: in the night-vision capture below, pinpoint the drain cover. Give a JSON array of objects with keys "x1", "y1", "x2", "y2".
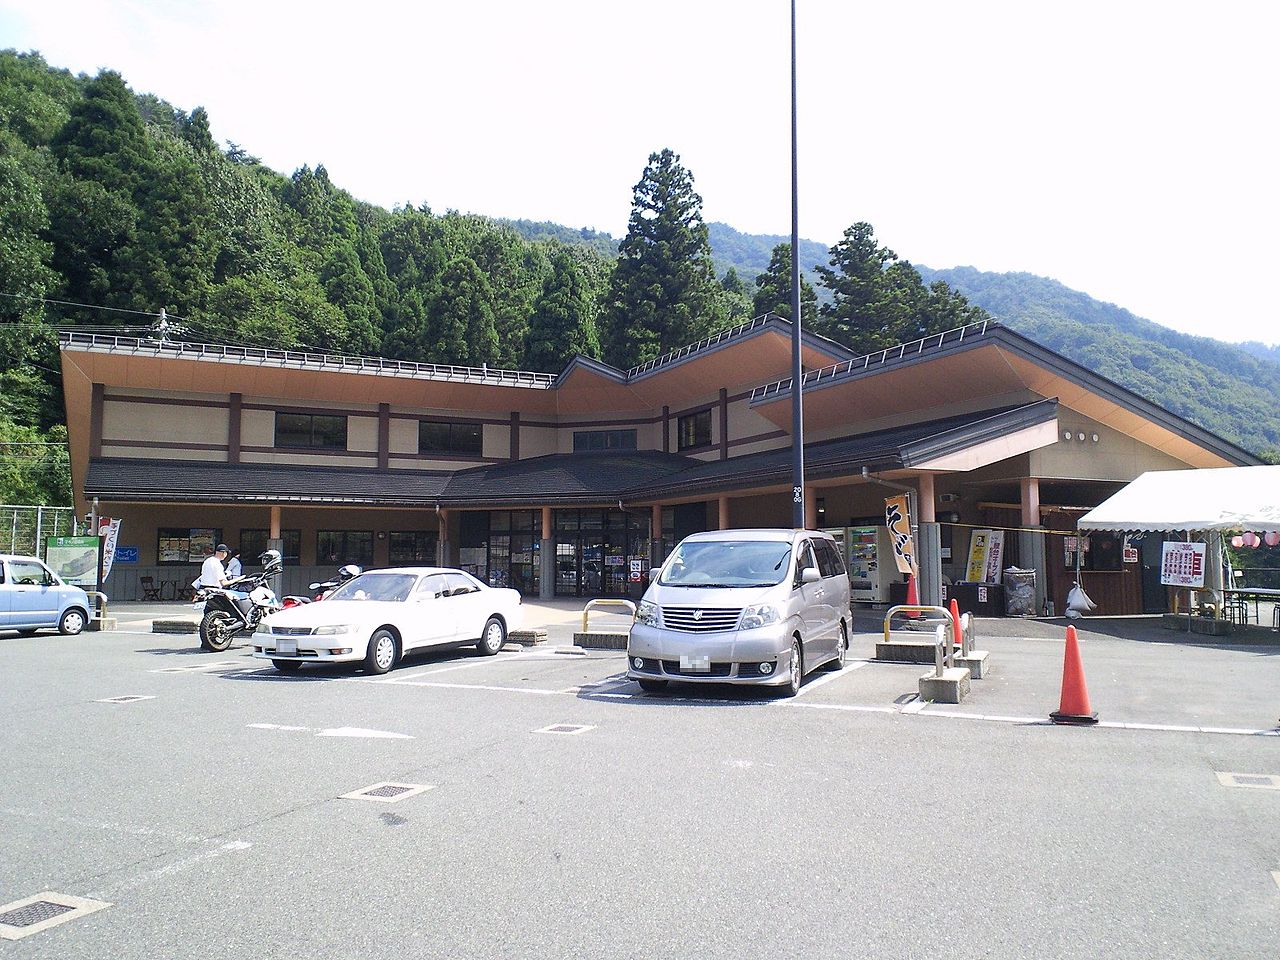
[
  {"x1": 338, "y1": 782, "x2": 434, "y2": 803},
  {"x1": 534, "y1": 723, "x2": 595, "y2": 735},
  {"x1": 94, "y1": 695, "x2": 156, "y2": 704},
  {"x1": 1215, "y1": 771, "x2": 1280, "y2": 790},
  {"x1": 0, "y1": 893, "x2": 110, "y2": 941}
]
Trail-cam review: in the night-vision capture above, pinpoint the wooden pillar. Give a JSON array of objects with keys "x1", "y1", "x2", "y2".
[
  {"x1": 510, "y1": 411, "x2": 520, "y2": 460},
  {"x1": 718, "y1": 496, "x2": 730, "y2": 530},
  {"x1": 269, "y1": 505, "x2": 281, "y2": 540},
  {"x1": 377, "y1": 403, "x2": 390, "y2": 469},
  {"x1": 719, "y1": 388, "x2": 729, "y2": 460},
  {"x1": 89, "y1": 383, "x2": 104, "y2": 458},
  {"x1": 662, "y1": 405, "x2": 670, "y2": 453},
  {"x1": 437, "y1": 508, "x2": 451, "y2": 566},
  {"x1": 539, "y1": 506, "x2": 554, "y2": 600},
  {"x1": 804, "y1": 486, "x2": 817, "y2": 530},
  {"x1": 1020, "y1": 477, "x2": 1041, "y2": 527},
  {"x1": 917, "y1": 473, "x2": 936, "y2": 523},
  {"x1": 228, "y1": 393, "x2": 242, "y2": 464},
  {"x1": 541, "y1": 506, "x2": 552, "y2": 541}
]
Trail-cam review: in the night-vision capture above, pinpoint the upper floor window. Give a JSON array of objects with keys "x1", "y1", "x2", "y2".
[
  {"x1": 573, "y1": 429, "x2": 637, "y2": 452},
  {"x1": 276, "y1": 412, "x2": 347, "y2": 449},
  {"x1": 419, "y1": 421, "x2": 483, "y2": 455},
  {"x1": 677, "y1": 410, "x2": 712, "y2": 450}
]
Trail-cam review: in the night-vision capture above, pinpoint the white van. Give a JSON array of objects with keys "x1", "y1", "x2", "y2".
[{"x1": 626, "y1": 528, "x2": 851, "y2": 697}]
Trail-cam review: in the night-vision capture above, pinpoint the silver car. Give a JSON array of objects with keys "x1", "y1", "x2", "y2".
[
  {"x1": 0, "y1": 554, "x2": 93, "y2": 636},
  {"x1": 627, "y1": 529, "x2": 851, "y2": 697}
]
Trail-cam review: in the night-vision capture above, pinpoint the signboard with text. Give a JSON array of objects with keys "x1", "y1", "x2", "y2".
[{"x1": 1160, "y1": 541, "x2": 1205, "y2": 588}]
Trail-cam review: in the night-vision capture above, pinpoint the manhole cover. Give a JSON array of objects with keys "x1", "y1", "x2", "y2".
[
  {"x1": 0, "y1": 893, "x2": 110, "y2": 941},
  {"x1": 94, "y1": 695, "x2": 156, "y2": 704},
  {"x1": 534, "y1": 723, "x2": 595, "y2": 735},
  {"x1": 338, "y1": 782, "x2": 434, "y2": 803},
  {"x1": 1215, "y1": 771, "x2": 1280, "y2": 790}
]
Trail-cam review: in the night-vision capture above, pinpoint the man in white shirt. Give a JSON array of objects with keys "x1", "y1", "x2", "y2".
[{"x1": 199, "y1": 544, "x2": 231, "y2": 589}]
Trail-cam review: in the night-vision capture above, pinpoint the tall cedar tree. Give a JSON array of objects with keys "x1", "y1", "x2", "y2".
[
  {"x1": 752, "y1": 243, "x2": 818, "y2": 326},
  {"x1": 602, "y1": 149, "x2": 726, "y2": 367},
  {"x1": 433, "y1": 256, "x2": 500, "y2": 366},
  {"x1": 525, "y1": 251, "x2": 601, "y2": 372},
  {"x1": 815, "y1": 222, "x2": 985, "y2": 353}
]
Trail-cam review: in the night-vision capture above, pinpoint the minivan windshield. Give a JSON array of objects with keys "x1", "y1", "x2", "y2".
[
  {"x1": 658, "y1": 540, "x2": 793, "y2": 588},
  {"x1": 327, "y1": 573, "x2": 418, "y2": 602}
]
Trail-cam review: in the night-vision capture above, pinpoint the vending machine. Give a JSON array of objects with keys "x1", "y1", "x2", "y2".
[{"x1": 843, "y1": 524, "x2": 898, "y2": 603}]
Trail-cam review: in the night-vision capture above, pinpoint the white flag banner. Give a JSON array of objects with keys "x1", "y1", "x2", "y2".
[{"x1": 99, "y1": 518, "x2": 121, "y2": 581}]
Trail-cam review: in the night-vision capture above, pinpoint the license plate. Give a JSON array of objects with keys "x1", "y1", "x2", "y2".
[
  {"x1": 680, "y1": 654, "x2": 710, "y2": 673},
  {"x1": 277, "y1": 639, "x2": 297, "y2": 655}
]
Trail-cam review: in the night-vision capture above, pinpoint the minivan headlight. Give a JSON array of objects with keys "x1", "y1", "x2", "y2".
[
  {"x1": 635, "y1": 600, "x2": 660, "y2": 627},
  {"x1": 740, "y1": 604, "x2": 781, "y2": 630}
]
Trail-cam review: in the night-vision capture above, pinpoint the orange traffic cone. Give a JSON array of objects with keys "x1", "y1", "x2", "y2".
[
  {"x1": 905, "y1": 573, "x2": 920, "y2": 618},
  {"x1": 1050, "y1": 624, "x2": 1098, "y2": 725},
  {"x1": 949, "y1": 598, "x2": 963, "y2": 651}
]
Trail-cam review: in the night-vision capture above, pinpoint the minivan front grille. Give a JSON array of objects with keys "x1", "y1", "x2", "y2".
[{"x1": 661, "y1": 606, "x2": 742, "y2": 633}]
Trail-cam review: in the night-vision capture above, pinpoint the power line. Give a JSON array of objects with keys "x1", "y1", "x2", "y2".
[{"x1": 0, "y1": 291, "x2": 184, "y2": 321}]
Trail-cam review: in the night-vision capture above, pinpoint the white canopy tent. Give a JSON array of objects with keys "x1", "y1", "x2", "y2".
[{"x1": 1077, "y1": 466, "x2": 1280, "y2": 534}]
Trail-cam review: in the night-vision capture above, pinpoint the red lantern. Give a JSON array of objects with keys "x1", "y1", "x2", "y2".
[
  {"x1": 1243, "y1": 532, "x2": 1259, "y2": 548},
  {"x1": 1231, "y1": 535, "x2": 1244, "y2": 548},
  {"x1": 1265, "y1": 531, "x2": 1280, "y2": 548}
]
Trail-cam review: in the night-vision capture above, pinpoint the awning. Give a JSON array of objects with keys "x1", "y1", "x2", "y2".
[{"x1": 1077, "y1": 466, "x2": 1280, "y2": 533}]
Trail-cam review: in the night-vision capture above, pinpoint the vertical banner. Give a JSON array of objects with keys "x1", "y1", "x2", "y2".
[
  {"x1": 965, "y1": 530, "x2": 991, "y2": 581},
  {"x1": 983, "y1": 530, "x2": 1005, "y2": 583},
  {"x1": 99, "y1": 518, "x2": 121, "y2": 581},
  {"x1": 883, "y1": 495, "x2": 917, "y2": 575}
]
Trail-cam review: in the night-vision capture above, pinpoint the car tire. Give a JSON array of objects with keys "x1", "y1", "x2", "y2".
[
  {"x1": 365, "y1": 629, "x2": 398, "y2": 675},
  {"x1": 638, "y1": 678, "x2": 668, "y2": 693},
  {"x1": 477, "y1": 616, "x2": 505, "y2": 656},
  {"x1": 778, "y1": 637, "x2": 803, "y2": 698},
  {"x1": 272, "y1": 660, "x2": 301, "y2": 673},
  {"x1": 59, "y1": 607, "x2": 87, "y2": 636},
  {"x1": 199, "y1": 610, "x2": 235, "y2": 652},
  {"x1": 822, "y1": 623, "x2": 848, "y2": 671}
]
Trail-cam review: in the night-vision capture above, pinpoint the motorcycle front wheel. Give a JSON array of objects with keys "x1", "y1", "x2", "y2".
[{"x1": 199, "y1": 610, "x2": 237, "y2": 652}]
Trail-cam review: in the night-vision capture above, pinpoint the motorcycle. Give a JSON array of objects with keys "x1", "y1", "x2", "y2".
[
  {"x1": 197, "y1": 550, "x2": 284, "y2": 651},
  {"x1": 282, "y1": 563, "x2": 362, "y2": 607}
]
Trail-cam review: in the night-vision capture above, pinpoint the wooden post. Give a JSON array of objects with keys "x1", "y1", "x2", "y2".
[{"x1": 718, "y1": 496, "x2": 730, "y2": 530}]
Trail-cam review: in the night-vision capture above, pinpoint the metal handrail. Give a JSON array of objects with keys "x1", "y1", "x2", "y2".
[
  {"x1": 883, "y1": 604, "x2": 954, "y2": 642},
  {"x1": 59, "y1": 331, "x2": 559, "y2": 389},
  {"x1": 581, "y1": 598, "x2": 637, "y2": 632},
  {"x1": 749, "y1": 320, "x2": 990, "y2": 402},
  {"x1": 84, "y1": 590, "x2": 109, "y2": 625},
  {"x1": 625, "y1": 315, "x2": 772, "y2": 378},
  {"x1": 931, "y1": 624, "x2": 953, "y2": 678}
]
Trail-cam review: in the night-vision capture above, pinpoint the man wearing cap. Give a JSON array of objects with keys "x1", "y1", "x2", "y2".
[{"x1": 199, "y1": 543, "x2": 232, "y2": 590}]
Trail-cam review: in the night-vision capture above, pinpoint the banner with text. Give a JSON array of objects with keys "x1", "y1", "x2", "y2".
[
  {"x1": 1160, "y1": 541, "x2": 1205, "y2": 588},
  {"x1": 884, "y1": 495, "x2": 917, "y2": 575}
]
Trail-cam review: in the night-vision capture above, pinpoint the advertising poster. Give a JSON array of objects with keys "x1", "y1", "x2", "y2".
[
  {"x1": 187, "y1": 529, "x2": 217, "y2": 563},
  {"x1": 46, "y1": 536, "x2": 100, "y2": 587},
  {"x1": 965, "y1": 530, "x2": 1006, "y2": 583},
  {"x1": 883, "y1": 495, "x2": 917, "y2": 575},
  {"x1": 1160, "y1": 541, "x2": 1206, "y2": 588}
]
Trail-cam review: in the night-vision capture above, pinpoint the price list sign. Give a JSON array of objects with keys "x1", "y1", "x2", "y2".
[{"x1": 1159, "y1": 541, "x2": 1206, "y2": 588}]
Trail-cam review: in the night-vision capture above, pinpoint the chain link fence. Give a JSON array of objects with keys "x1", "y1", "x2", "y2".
[{"x1": 0, "y1": 505, "x2": 81, "y2": 558}]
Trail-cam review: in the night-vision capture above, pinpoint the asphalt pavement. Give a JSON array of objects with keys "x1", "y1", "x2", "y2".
[{"x1": 1, "y1": 609, "x2": 1278, "y2": 958}]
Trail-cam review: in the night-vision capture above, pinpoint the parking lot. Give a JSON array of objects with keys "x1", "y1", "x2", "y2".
[{"x1": 3, "y1": 605, "x2": 1279, "y2": 958}]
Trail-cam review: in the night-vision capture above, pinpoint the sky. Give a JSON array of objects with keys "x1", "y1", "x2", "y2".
[{"x1": 2, "y1": 0, "x2": 1277, "y2": 345}]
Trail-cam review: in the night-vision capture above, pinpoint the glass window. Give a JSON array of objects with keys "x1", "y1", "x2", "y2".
[
  {"x1": 444, "y1": 572, "x2": 482, "y2": 596},
  {"x1": 573, "y1": 429, "x2": 638, "y2": 452},
  {"x1": 1084, "y1": 533, "x2": 1123, "y2": 571},
  {"x1": 239, "y1": 529, "x2": 301, "y2": 565},
  {"x1": 677, "y1": 410, "x2": 712, "y2": 450},
  {"x1": 815, "y1": 539, "x2": 845, "y2": 578},
  {"x1": 417, "y1": 573, "x2": 449, "y2": 598},
  {"x1": 419, "y1": 420, "x2": 483, "y2": 455},
  {"x1": 9, "y1": 560, "x2": 52, "y2": 585},
  {"x1": 659, "y1": 539, "x2": 794, "y2": 588},
  {"x1": 389, "y1": 531, "x2": 437, "y2": 565},
  {"x1": 275, "y1": 413, "x2": 348, "y2": 450},
  {"x1": 794, "y1": 541, "x2": 819, "y2": 585},
  {"x1": 317, "y1": 531, "x2": 374, "y2": 565},
  {"x1": 329, "y1": 573, "x2": 417, "y2": 602}
]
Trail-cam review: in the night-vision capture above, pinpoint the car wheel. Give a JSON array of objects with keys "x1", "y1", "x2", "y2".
[
  {"x1": 199, "y1": 610, "x2": 235, "y2": 652},
  {"x1": 822, "y1": 623, "x2": 848, "y2": 671},
  {"x1": 638, "y1": 678, "x2": 668, "y2": 693},
  {"x1": 779, "y1": 637, "x2": 802, "y2": 697},
  {"x1": 365, "y1": 629, "x2": 398, "y2": 674},
  {"x1": 477, "y1": 616, "x2": 505, "y2": 656},
  {"x1": 272, "y1": 660, "x2": 301, "y2": 673},
  {"x1": 59, "y1": 608, "x2": 87, "y2": 636}
]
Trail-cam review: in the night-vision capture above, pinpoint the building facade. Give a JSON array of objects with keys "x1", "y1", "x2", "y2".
[{"x1": 59, "y1": 316, "x2": 1258, "y2": 611}]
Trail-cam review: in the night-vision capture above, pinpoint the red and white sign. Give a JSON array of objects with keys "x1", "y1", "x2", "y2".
[{"x1": 1160, "y1": 541, "x2": 1205, "y2": 588}]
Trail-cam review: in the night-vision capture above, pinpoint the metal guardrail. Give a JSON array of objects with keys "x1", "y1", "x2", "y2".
[
  {"x1": 750, "y1": 320, "x2": 990, "y2": 402},
  {"x1": 59, "y1": 331, "x2": 559, "y2": 389},
  {"x1": 626, "y1": 315, "x2": 772, "y2": 378},
  {"x1": 883, "y1": 604, "x2": 954, "y2": 641},
  {"x1": 931, "y1": 624, "x2": 954, "y2": 678},
  {"x1": 84, "y1": 590, "x2": 109, "y2": 626},
  {"x1": 581, "y1": 598, "x2": 637, "y2": 632}
]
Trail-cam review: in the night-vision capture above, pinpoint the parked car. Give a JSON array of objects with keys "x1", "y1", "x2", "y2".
[
  {"x1": 627, "y1": 528, "x2": 851, "y2": 696},
  {"x1": 0, "y1": 553, "x2": 93, "y2": 636},
  {"x1": 251, "y1": 567, "x2": 523, "y2": 674}
]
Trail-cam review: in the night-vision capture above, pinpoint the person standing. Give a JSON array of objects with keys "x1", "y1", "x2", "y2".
[
  {"x1": 199, "y1": 544, "x2": 231, "y2": 589},
  {"x1": 224, "y1": 548, "x2": 243, "y2": 581}
]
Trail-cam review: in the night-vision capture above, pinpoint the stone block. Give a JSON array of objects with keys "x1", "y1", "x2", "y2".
[
  {"x1": 87, "y1": 617, "x2": 117, "y2": 632},
  {"x1": 918, "y1": 666, "x2": 971, "y2": 704},
  {"x1": 153, "y1": 619, "x2": 199, "y2": 634},
  {"x1": 875, "y1": 639, "x2": 938, "y2": 664},
  {"x1": 954, "y1": 650, "x2": 990, "y2": 679},
  {"x1": 508, "y1": 629, "x2": 547, "y2": 645},
  {"x1": 573, "y1": 631, "x2": 629, "y2": 650}
]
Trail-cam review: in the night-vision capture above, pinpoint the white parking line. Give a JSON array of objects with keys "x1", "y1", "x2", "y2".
[
  {"x1": 379, "y1": 679, "x2": 563, "y2": 695},
  {"x1": 380, "y1": 653, "x2": 567, "y2": 682},
  {"x1": 790, "y1": 660, "x2": 869, "y2": 698}
]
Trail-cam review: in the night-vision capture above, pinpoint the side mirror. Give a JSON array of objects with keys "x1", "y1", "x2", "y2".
[
  {"x1": 801, "y1": 566, "x2": 821, "y2": 584},
  {"x1": 308, "y1": 582, "x2": 322, "y2": 591},
  {"x1": 648, "y1": 568, "x2": 662, "y2": 582}
]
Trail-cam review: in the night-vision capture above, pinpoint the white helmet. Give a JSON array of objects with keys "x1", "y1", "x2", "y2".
[{"x1": 259, "y1": 549, "x2": 283, "y2": 569}]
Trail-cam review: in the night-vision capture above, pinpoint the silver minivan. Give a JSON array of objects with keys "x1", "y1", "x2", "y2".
[
  {"x1": 0, "y1": 554, "x2": 92, "y2": 636},
  {"x1": 627, "y1": 528, "x2": 851, "y2": 697}
]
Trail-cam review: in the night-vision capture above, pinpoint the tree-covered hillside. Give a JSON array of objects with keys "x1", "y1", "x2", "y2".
[{"x1": 917, "y1": 266, "x2": 1280, "y2": 457}]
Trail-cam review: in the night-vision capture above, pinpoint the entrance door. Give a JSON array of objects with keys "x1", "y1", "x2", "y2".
[{"x1": 1139, "y1": 535, "x2": 1166, "y2": 613}]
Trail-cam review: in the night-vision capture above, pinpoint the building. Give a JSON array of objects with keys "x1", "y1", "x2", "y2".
[{"x1": 59, "y1": 316, "x2": 1259, "y2": 611}]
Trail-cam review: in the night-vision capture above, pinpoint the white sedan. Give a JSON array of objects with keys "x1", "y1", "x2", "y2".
[{"x1": 251, "y1": 567, "x2": 523, "y2": 674}]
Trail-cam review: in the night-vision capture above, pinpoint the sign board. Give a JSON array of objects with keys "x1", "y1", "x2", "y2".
[
  {"x1": 115, "y1": 546, "x2": 139, "y2": 564},
  {"x1": 45, "y1": 536, "x2": 100, "y2": 587},
  {"x1": 1160, "y1": 541, "x2": 1205, "y2": 588},
  {"x1": 883, "y1": 496, "x2": 917, "y2": 575},
  {"x1": 965, "y1": 530, "x2": 1005, "y2": 583}
]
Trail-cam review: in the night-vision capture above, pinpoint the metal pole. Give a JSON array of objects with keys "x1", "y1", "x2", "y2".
[
  {"x1": 35, "y1": 506, "x2": 43, "y2": 560},
  {"x1": 789, "y1": 0, "x2": 806, "y2": 529}
]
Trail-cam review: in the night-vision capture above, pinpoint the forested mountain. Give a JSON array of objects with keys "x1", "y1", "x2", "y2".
[
  {"x1": 705, "y1": 222, "x2": 829, "y2": 292},
  {"x1": 917, "y1": 266, "x2": 1280, "y2": 457}
]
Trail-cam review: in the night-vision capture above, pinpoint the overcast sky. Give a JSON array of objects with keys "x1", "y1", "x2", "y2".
[{"x1": 3, "y1": 0, "x2": 1277, "y2": 344}]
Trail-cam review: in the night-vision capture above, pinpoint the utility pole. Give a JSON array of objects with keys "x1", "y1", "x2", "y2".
[{"x1": 789, "y1": 0, "x2": 806, "y2": 529}]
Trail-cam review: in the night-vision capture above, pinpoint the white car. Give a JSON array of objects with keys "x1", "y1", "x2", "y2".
[{"x1": 251, "y1": 567, "x2": 522, "y2": 674}]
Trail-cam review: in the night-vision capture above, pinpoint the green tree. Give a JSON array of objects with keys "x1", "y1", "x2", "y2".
[
  {"x1": 525, "y1": 251, "x2": 601, "y2": 372},
  {"x1": 752, "y1": 243, "x2": 818, "y2": 325},
  {"x1": 433, "y1": 256, "x2": 499, "y2": 366},
  {"x1": 602, "y1": 148, "x2": 726, "y2": 367}
]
